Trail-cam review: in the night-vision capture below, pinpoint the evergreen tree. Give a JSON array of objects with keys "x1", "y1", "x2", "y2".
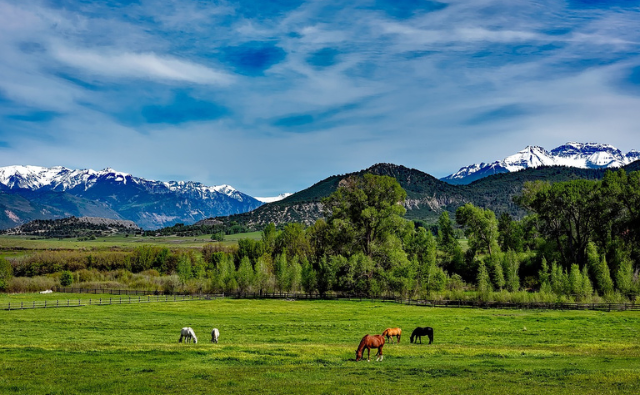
[
  {"x1": 60, "y1": 270, "x2": 73, "y2": 287},
  {"x1": 485, "y1": 254, "x2": 505, "y2": 290},
  {"x1": 288, "y1": 255, "x2": 303, "y2": 292},
  {"x1": 261, "y1": 223, "x2": 277, "y2": 255},
  {"x1": 176, "y1": 254, "x2": 192, "y2": 284},
  {"x1": 550, "y1": 261, "x2": 567, "y2": 295},
  {"x1": 236, "y1": 256, "x2": 255, "y2": 294},
  {"x1": 586, "y1": 241, "x2": 616, "y2": 296},
  {"x1": 254, "y1": 255, "x2": 272, "y2": 295},
  {"x1": 615, "y1": 259, "x2": 633, "y2": 296},
  {"x1": 476, "y1": 261, "x2": 492, "y2": 297},
  {"x1": 274, "y1": 252, "x2": 289, "y2": 292},
  {"x1": 539, "y1": 257, "x2": 551, "y2": 292},
  {"x1": 503, "y1": 250, "x2": 520, "y2": 292},
  {"x1": 569, "y1": 264, "x2": 583, "y2": 296},
  {"x1": 300, "y1": 257, "x2": 317, "y2": 294},
  {"x1": 581, "y1": 265, "x2": 593, "y2": 298}
]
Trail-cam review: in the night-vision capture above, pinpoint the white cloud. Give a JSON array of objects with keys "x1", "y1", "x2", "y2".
[{"x1": 52, "y1": 46, "x2": 234, "y2": 85}]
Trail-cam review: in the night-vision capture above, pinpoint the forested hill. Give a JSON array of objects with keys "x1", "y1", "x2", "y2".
[{"x1": 207, "y1": 161, "x2": 640, "y2": 229}]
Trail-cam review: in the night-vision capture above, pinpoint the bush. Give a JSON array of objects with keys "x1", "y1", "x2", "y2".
[
  {"x1": 60, "y1": 271, "x2": 73, "y2": 286},
  {"x1": 0, "y1": 257, "x2": 12, "y2": 291},
  {"x1": 7, "y1": 276, "x2": 56, "y2": 293}
]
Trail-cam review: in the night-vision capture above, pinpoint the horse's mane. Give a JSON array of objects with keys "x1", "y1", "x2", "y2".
[{"x1": 356, "y1": 334, "x2": 371, "y2": 353}]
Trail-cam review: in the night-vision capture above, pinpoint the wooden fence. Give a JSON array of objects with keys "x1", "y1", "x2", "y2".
[
  {"x1": 1, "y1": 293, "x2": 223, "y2": 311},
  {"x1": 2, "y1": 287, "x2": 639, "y2": 312}
]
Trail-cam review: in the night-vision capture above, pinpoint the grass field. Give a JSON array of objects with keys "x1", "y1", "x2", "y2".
[
  {"x1": 0, "y1": 231, "x2": 262, "y2": 254},
  {"x1": 1, "y1": 296, "x2": 639, "y2": 394}
]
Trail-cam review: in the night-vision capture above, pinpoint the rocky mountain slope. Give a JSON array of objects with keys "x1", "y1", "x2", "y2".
[{"x1": 208, "y1": 160, "x2": 640, "y2": 229}]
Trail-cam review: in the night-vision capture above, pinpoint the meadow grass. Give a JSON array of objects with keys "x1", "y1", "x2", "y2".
[
  {"x1": 1, "y1": 297, "x2": 639, "y2": 394},
  {"x1": 0, "y1": 231, "x2": 262, "y2": 254}
]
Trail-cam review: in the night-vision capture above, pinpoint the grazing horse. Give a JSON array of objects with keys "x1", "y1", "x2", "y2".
[
  {"x1": 355, "y1": 334, "x2": 385, "y2": 362},
  {"x1": 382, "y1": 327, "x2": 402, "y2": 344},
  {"x1": 179, "y1": 327, "x2": 198, "y2": 344},
  {"x1": 211, "y1": 328, "x2": 220, "y2": 343},
  {"x1": 410, "y1": 327, "x2": 434, "y2": 344}
]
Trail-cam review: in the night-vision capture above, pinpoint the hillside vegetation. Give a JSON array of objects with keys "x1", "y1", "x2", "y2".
[{"x1": 210, "y1": 161, "x2": 640, "y2": 229}]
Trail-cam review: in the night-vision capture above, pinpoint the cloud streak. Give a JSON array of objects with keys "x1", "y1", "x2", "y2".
[
  {"x1": 1, "y1": 0, "x2": 640, "y2": 196},
  {"x1": 52, "y1": 46, "x2": 235, "y2": 85}
]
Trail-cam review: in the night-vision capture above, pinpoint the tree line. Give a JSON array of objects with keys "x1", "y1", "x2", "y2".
[{"x1": 1, "y1": 171, "x2": 639, "y2": 302}]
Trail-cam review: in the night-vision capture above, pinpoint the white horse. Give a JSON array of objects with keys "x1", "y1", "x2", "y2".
[
  {"x1": 179, "y1": 327, "x2": 198, "y2": 344},
  {"x1": 211, "y1": 328, "x2": 220, "y2": 343}
]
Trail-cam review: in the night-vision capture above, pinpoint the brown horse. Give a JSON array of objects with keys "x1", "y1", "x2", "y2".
[
  {"x1": 355, "y1": 334, "x2": 385, "y2": 362},
  {"x1": 382, "y1": 327, "x2": 402, "y2": 344}
]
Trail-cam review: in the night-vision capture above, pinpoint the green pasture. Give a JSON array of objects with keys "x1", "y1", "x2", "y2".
[
  {"x1": 0, "y1": 231, "x2": 262, "y2": 253},
  {"x1": 1, "y1": 297, "x2": 639, "y2": 394}
]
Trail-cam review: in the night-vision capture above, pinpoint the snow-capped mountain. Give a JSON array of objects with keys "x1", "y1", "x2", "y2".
[
  {"x1": 254, "y1": 193, "x2": 293, "y2": 203},
  {"x1": 441, "y1": 142, "x2": 640, "y2": 185},
  {"x1": 0, "y1": 165, "x2": 263, "y2": 229},
  {"x1": 0, "y1": 165, "x2": 249, "y2": 201}
]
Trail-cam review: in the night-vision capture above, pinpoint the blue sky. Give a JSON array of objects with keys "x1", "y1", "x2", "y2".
[{"x1": 1, "y1": 0, "x2": 640, "y2": 196}]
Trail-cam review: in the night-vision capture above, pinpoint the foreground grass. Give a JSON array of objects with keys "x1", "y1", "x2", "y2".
[{"x1": 1, "y1": 297, "x2": 639, "y2": 394}]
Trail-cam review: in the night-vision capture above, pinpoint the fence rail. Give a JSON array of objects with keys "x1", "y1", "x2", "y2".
[{"x1": 2, "y1": 287, "x2": 639, "y2": 312}]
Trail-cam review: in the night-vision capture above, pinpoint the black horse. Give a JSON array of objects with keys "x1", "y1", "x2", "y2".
[{"x1": 410, "y1": 327, "x2": 433, "y2": 344}]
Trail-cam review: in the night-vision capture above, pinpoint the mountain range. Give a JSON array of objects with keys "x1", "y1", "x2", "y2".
[
  {"x1": 2, "y1": 142, "x2": 639, "y2": 231},
  {"x1": 0, "y1": 165, "x2": 263, "y2": 230},
  {"x1": 441, "y1": 142, "x2": 640, "y2": 184}
]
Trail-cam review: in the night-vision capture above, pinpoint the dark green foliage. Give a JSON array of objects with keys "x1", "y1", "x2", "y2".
[
  {"x1": 0, "y1": 257, "x2": 12, "y2": 291},
  {"x1": 60, "y1": 270, "x2": 73, "y2": 286},
  {"x1": 456, "y1": 203, "x2": 500, "y2": 256}
]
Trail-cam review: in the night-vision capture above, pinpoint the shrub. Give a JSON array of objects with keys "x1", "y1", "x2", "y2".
[
  {"x1": 7, "y1": 276, "x2": 56, "y2": 293},
  {"x1": 60, "y1": 271, "x2": 73, "y2": 286}
]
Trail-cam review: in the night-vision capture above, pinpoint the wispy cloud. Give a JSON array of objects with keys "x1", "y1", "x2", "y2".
[
  {"x1": 52, "y1": 46, "x2": 235, "y2": 85},
  {"x1": 1, "y1": 0, "x2": 640, "y2": 196}
]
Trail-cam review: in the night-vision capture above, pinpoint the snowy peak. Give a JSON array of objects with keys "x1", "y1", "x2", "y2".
[
  {"x1": 255, "y1": 193, "x2": 293, "y2": 203},
  {"x1": 0, "y1": 165, "x2": 251, "y2": 202},
  {"x1": 442, "y1": 142, "x2": 639, "y2": 185}
]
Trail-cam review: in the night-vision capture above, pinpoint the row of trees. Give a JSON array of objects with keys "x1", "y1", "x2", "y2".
[{"x1": 2, "y1": 171, "x2": 639, "y2": 301}]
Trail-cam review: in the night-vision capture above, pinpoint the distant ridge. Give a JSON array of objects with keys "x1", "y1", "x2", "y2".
[
  {"x1": 2, "y1": 216, "x2": 141, "y2": 238},
  {"x1": 442, "y1": 142, "x2": 640, "y2": 185},
  {"x1": 0, "y1": 165, "x2": 262, "y2": 230}
]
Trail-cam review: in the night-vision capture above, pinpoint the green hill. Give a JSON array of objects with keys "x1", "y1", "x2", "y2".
[{"x1": 206, "y1": 161, "x2": 640, "y2": 229}]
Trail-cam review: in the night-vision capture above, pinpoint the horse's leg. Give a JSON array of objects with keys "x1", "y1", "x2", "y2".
[{"x1": 367, "y1": 347, "x2": 371, "y2": 362}]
